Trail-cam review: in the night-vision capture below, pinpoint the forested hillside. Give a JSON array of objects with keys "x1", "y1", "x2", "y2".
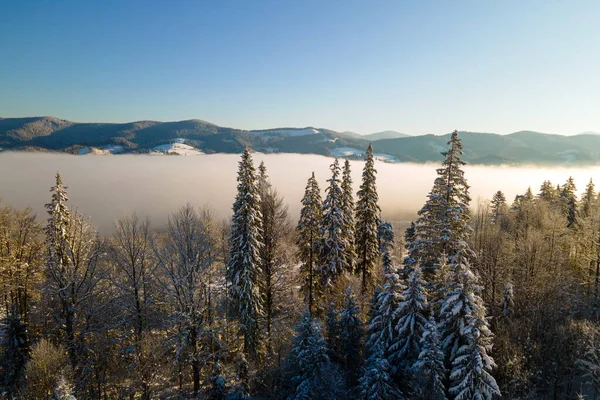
[
  {"x1": 3, "y1": 116, "x2": 600, "y2": 165},
  {"x1": 1, "y1": 132, "x2": 599, "y2": 399}
]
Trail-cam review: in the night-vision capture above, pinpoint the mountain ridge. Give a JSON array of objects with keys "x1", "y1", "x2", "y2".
[{"x1": 1, "y1": 116, "x2": 600, "y2": 165}]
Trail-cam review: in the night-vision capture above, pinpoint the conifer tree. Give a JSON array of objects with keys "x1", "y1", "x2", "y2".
[
  {"x1": 297, "y1": 172, "x2": 323, "y2": 315},
  {"x1": 359, "y1": 342, "x2": 404, "y2": 400},
  {"x1": 490, "y1": 190, "x2": 507, "y2": 224},
  {"x1": 227, "y1": 148, "x2": 264, "y2": 361},
  {"x1": 581, "y1": 178, "x2": 596, "y2": 218},
  {"x1": 390, "y1": 267, "x2": 428, "y2": 372},
  {"x1": 257, "y1": 161, "x2": 291, "y2": 347},
  {"x1": 538, "y1": 180, "x2": 557, "y2": 203},
  {"x1": 284, "y1": 311, "x2": 332, "y2": 400},
  {"x1": 439, "y1": 254, "x2": 500, "y2": 399},
  {"x1": 412, "y1": 315, "x2": 447, "y2": 400},
  {"x1": 366, "y1": 271, "x2": 404, "y2": 367},
  {"x1": 355, "y1": 143, "x2": 381, "y2": 293},
  {"x1": 377, "y1": 221, "x2": 395, "y2": 274},
  {"x1": 208, "y1": 360, "x2": 227, "y2": 400},
  {"x1": 325, "y1": 302, "x2": 342, "y2": 364},
  {"x1": 319, "y1": 158, "x2": 349, "y2": 287},
  {"x1": 342, "y1": 159, "x2": 357, "y2": 273},
  {"x1": 409, "y1": 131, "x2": 472, "y2": 280},
  {"x1": 561, "y1": 176, "x2": 578, "y2": 227},
  {"x1": 339, "y1": 288, "x2": 365, "y2": 388}
]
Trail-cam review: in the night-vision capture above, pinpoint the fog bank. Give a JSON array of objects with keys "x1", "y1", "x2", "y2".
[{"x1": 1, "y1": 152, "x2": 599, "y2": 234}]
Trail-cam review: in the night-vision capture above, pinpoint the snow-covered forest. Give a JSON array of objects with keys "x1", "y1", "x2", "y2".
[{"x1": 1, "y1": 131, "x2": 599, "y2": 399}]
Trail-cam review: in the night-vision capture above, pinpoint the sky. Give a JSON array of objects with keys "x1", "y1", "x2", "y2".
[{"x1": 1, "y1": 0, "x2": 599, "y2": 135}]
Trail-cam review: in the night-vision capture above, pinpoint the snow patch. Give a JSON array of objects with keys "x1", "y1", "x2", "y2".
[
  {"x1": 103, "y1": 145, "x2": 124, "y2": 154},
  {"x1": 373, "y1": 153, "x2": 400, "y2": 163},
  {"x1": 151, "y1": 143, "x2": 204, "y2": 155},
  {"x1": 249, "y1": 128, "x2": 320, "y2": 137},
  {"x1": 78, "y1": 147, "x2": 91, "y2": 155},
  {"x1": 556, "y1": 149, "x2": 578, "y2": 161},
  {"x1": 330, "y1": 147, "x2": 364, "y2": 157},
  {"x1": 428, "y1": 141, "x2": 446, "y2": 153}
]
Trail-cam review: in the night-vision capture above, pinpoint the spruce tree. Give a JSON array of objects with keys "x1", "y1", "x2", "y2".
[
  {"x1": 342, "y1": 159, "x2": 357, "y2": 273},
  {"x1": 581, "y1": 178, "x2": 596, "y2": 218},
  {"x1": 227, "y1": 148, "x2": 264, "y2": 361},
  {"x1": 284, "y1": 311, "x2": 332, "y2": 400},
  {"x1": 439, "y1": 254, "x2": 500, "y2": 399},
  {"x1": 366, "y1": 271, "x2": 404, "y2": 368},
  {"x1": 319, "y1": 158, "x2": 349, "y2": 288},
  {"x1": 538, "y1": 180, "x2": 557, "y2": 203},
  {"x1": 561, "y1": 176, "x2": 578, "y2": 227},
  {"x1": 355, "y1": 143, "x2": 381, "y2": 293},
  {"x1": 359, "y1": 342, "x2": 404, "y2": 400},
  {"x1": 490, "y1": 190, "x2": 507, "y2": 224},
  {"x1": 377, "y1": 221, "x2": 395, "y2": 274},
  {"x1": 412, "y1": 315, "x2": 447, "y2": 400},
  {"x1": 208, "y1": 360, "x2": 227, "y2": 400},
  {"x1": 409, "y1": 131, "x2": 472, "y2": 280},
  {"x1": 297, "y1": 172, "x2": 323, "y2": 315},
  {"x1": 390, "y1": 267, "x2": 428, "y2": 372},
  {"x1": 339, "y1": 288, "x2": 365, "y2": 388}
]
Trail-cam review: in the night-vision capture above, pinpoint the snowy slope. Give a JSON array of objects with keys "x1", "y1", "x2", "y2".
[
  {"x1": 249, "y1": 128, "x2": 320, "y2": 137},
  {"x1": 151, "y1": 142, "x2": 204, "y2": 155}
]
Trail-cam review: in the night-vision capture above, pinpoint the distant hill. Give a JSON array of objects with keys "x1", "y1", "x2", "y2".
[
  {"x1": 1, "y1": 117, "x2": 599, "y2": 165},
  {"x1": 362, "y1": 130, "x2": 411, "y2": 141}
]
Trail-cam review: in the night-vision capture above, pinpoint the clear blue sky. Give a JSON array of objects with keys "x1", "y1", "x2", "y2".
[{"x1": 1, "y1": 0, "x2": 599, "y2": 135}]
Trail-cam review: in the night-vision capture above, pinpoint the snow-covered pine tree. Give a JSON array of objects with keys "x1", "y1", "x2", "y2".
[
  {"x1": 342, "y1": 159, "x2": 357, "y2": 273},
  {"x1": 339, "y1": 288, "x2": 365, "y2": 388},
  {"x1": 359, "y1": 342, "x2": 404, "y2": 400},
  {"x1": 355, "y1": 143, "x2": 381, "y2": 293},
  {"x1": 208, "y1": 360, "x2": 227, "y2": 400},
  {"x1": 377, "y1": 221, "x2": 395, "y2": 274},
  {"x1": 537, "y1": 180, "x2": 557, "y2": 203},
  {"x1": 409, "y1": 131, "x2": 472, "y2": 281},
  {"x1": 412, "y1": 315, "x2": 447, "y2": 400},
  {"x1": 256, "y1": 161, "x2": 292, "y2": 349},
  {"x1": 365, "y1": 270, "x2": 404, "y2": 370},
  {"x1": 581, "y1": 178, "x2": 596, "y2": 218},
  {"x1": 297, "y1": 172, "x2": 323, "y2": 316},
  {"x1": 319, "y1": 158, "x2": 349, "y2": 288},
  {"x1": 227, "y1": 148, "x2": 264, "y2": 361},
  {"x1": 402, "y1": 221, "x2": 417, "y2": 276},
  {"x1": 561, "y1": 176, "x2": 578, "y2": 227},
  {"x1": 439, "y1": 253, "x2": 500, "y2": 400},
  {"x1": 490, "y1": 191, "x2": 507, "y2": 224},
  {"x1": 390, "y1": 266, "x2": 428, "y2": 373},
  {"x1": 500, "y1": 282, "x2": 514, "y2": 318},
  {"x1": 325, "y1": 302, "x2": 342, "y2": 364},
  {"x1": 284, "y1": 311, "x2": 333, "y2": 400}
]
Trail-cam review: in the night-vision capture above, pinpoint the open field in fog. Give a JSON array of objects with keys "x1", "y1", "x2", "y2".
[{"x1": 1, "y1": 152, "x2": 599, "y2": 233}]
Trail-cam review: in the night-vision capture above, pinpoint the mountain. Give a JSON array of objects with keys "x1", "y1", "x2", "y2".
[
  {"x1": 362, "y1": 130, "x2": 410, "y2": 140},
  {"x1": 2, "y1": 117, "x2": 600, "y2": 165}
]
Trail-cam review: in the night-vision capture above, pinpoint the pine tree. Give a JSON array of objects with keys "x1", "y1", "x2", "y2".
[
  {"x1": 490, "y1": 191, "x2": 507, "y2": 224},
  {"x1": 359, "y1": 342, "x2": 404, "y2": 400},
  {"x1": 284, "y1": 311, "x2": 332, "y2": 400},
  {"x1": 339, "y1": 288, "x2": 365, "y2": 388},
  {"x1": 439, "y1": 254, "x2": 500, "y2": 399},
  {"x1": 297, "y1": 172, "x2": 323, "y2": 316},
  {"x1": 581, "y1": 179, "x2": 596, "y2": 218},
  {"x1": 355, "y1": 143, "x2": 381, "y2": 293},
  {"x1": 538, "y1": 180, "x2": 557, "y2": 203},
  {"x1": 0, "y1": 312, "x2": 28, "y2": 393},
  {"x1": 390, "y1": 267, "x2": 428, "y2": 372},
  {"x1": 366, "y1": 271, "x2": 404, "y2": 369},
  {"x1": 325, "y1": 302, "x2": 342, "y2": 364},
  {"x1": 500, "y1": 282, "x2": 514, "y2": 318},
  {"x1": 409, "y1": 131, "x2": 472, "y2": 280},
  {"x1": 257, "y1": 161, "x2": 292, "y2": 348},
  {"x1": 377, "y1": 221, "x2": 395, "y2": 274},
  {"x1": 227, "y1": 148, "x2": 264, "y2": 361},
  {"x1": 412, "y1": 315, "x2": 447, "y2": 400},
  {"x1": 342, "y1": 159, "x2": 357, "y2": 273},
  {"x1": 208, "y1": 360, "x2": 227, "y2": 400},
  {"x1": 319, "y1": 158, "x2": 349, "y2": 287},
  {"x1": 561, "y1": 176, "x2": 578, "y2": 227}
]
